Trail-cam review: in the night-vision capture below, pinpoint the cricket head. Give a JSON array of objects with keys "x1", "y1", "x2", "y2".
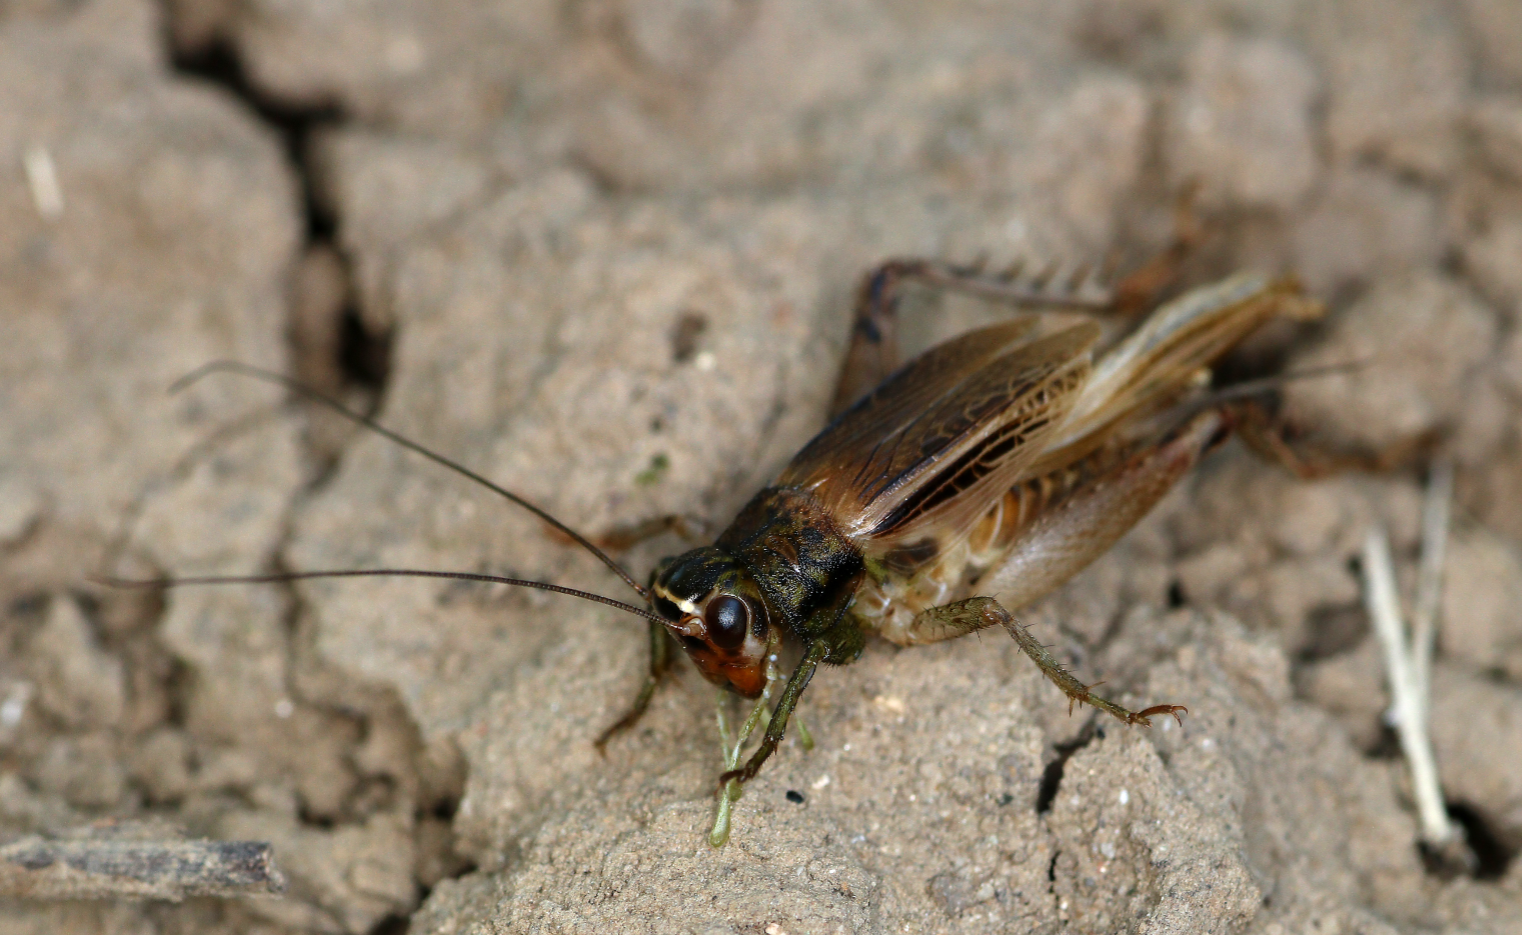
[{"x1": 649, "y1": 547, "x2": 775, "y2": 698}]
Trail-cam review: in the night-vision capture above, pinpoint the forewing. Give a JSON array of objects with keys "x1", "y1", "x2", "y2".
[
  {"x1": 781, "y1": 320, "x2": 1099, "y2": 542},
  {"x1": 784, "y1": 317, "x2": 1040, "y2": 492},
  {"x1": 1030, "y1": 273, "x2": 1296, "y2": 474}
]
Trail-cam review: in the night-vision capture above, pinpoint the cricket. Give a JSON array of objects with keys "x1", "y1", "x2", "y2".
[{"x1": 107, "y1": 245, "x2": 1342, "y2": 846}]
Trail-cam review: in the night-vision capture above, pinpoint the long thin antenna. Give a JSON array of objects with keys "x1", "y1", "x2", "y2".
[
  {"x1": 93, "y1": 570, "x2": 667, "y2": 625},
  {"x1": 173, "y1": 361, "x2": 648, "y2": 599},
  {"x1": 1205, "y1": 358, "x2": 1374, "y2": 404}
]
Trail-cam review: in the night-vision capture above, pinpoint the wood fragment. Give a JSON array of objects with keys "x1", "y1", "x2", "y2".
[{"x1": 0, "y1": 836, "x2": 286, "y2": 901}]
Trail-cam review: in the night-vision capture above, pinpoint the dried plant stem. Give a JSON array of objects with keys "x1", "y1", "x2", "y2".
[
  {"x1": 1410, "y1": 458, "x2": 1452, "y2": 723},
  {"x1": 1361, "y1": 463, "x2": 1456, "y2": 847},
  {"x1": 0, "y1": 836, "x2": 285, "y2": 901}
]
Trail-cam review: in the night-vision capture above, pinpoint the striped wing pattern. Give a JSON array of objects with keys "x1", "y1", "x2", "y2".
[
  {"x1": 780, "y1": 272, "x2": 1299, "y2": 560},
  {"x1": 779, "y1": 321, "x2": 1100, "y2": 543}
]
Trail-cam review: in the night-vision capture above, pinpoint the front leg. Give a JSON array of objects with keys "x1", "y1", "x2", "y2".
[
  {"x1": 911, "y1": 597, "x2": 1186, "y2": 728},
  {"x1": 595, "y1": 618, "x2": 675, "y2": 750},
  {"x1": 718, "y1": 638, "x2": 831, "y2": 785},
  {"x1": 547, "y1": 512, "x2": 710, "y2": 552}
]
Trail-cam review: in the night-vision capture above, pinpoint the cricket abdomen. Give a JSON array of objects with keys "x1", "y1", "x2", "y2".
[{"x1": 858, "y1": 409, "x2": 1228, "y2": 644}]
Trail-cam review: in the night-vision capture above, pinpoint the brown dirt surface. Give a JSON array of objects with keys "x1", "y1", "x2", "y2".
[{"x1": 3, "y1": 0, "x2": 1522, "y2": 932}]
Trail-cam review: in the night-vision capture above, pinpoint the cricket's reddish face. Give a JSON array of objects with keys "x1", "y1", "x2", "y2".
[{"x1": 650, "y1": 548, "x2": 774, "y2": 698}]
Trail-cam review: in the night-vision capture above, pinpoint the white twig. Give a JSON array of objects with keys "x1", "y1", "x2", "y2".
[
  {"x1": 1362, "y1": 519, "x2": 1455, "y2": 846},
  {"x1": 1411, "y1": 458, "x2": 1452, "y2": 723},
  {"x1": 23, "y1": 144, "x2": 64, "y2": 219}
]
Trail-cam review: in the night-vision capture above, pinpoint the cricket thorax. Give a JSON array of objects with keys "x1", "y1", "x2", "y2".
[{"x1": 715, "y1": 486, "x2": 864, "y2": 634}]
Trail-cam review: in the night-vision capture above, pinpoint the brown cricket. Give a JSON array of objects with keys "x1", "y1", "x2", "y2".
[{"x1": 106, "y1": 252, "x2": 1330, "y2": 842}]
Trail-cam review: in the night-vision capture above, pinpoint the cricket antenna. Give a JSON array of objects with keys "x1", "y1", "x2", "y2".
[
  {"x1": 94, "y1": 570, "x2": 667, "y2": 624},
  {"x1": 170, "y1": 361, "x2": 650, "y2": 600},
  {"x1": 1204, "y1": 358, "x2": 1374, "y2": 406}
]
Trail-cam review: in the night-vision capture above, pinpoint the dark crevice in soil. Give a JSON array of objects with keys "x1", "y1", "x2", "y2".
[
  {"x1": 160, "y1": 656, "x2": 194, "y2": 728},
  {"x1": 151, "y1": 26, "x2": 457, "y2": 927},
  {"x1": 1165, "y1": 579, "x2": 1185, "y2": 609},
  {"x1": 340, "y1": 307, "x2": 392, "y2": 391},
  {"x1": 1295, "y1": 603, "x2": 1368, "y2": 663},
  {"x1": 296, "y1": 805, "x2": 338, "y2": 830},
  {"x1": 1363, "y1": 723, "x2": 1402, "y2": 760},
  {"x1": 167, "y1": 38, "x2": 343, "y2": 240},
  {"x1": 1442, "y1": 802, "x2": 1516, "y2": 881},
  {"x1": 163, "y1": 27, "x2": 393, "y2": 400},
  {"x1": 1036, "y1": 721, "x2": 1100, "y2": 814},
  {"x1": 367, "y1": 914, "x2": 410, "y2": 935}
]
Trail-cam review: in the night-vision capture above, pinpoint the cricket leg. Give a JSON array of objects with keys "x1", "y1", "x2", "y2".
[
  {"x1": 830, "y1": 258, "x2": 1112, "y2": 416},
  {"x1": 1107, "y1": 181, "x2": 1205, "y2": 316},
  {"x1": 546, "y1": 513, "x2": 710, "y2": 552},
  {"x1": 718, "y1": 639, "x2": 831, "y2": 785},
  {"x1": 909, "y1": 597, "x2": 1185, "y2": 727},
  {"x1": 890, "y1": 412, "x2": 1227, "y2": 720},
  {"x1": 595, "y1": 618, "x2": 676, "y2": 751},
  {"x1": 593, "y1": 514, "x2": 711, "y2": 551},
  {"x1": 869, "y1": 409, "x2": 1229, "y2": 650},
  {"x1": 830, "y1": 260, "x2": 914, "y2": 416},
  {"x1": 1229, "y1": 399, "x2": 1440, "y2": 480}
]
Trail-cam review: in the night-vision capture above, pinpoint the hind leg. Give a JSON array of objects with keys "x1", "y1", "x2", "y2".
[
  {"x1": 830, "y1": 258, "x2": 1113, "y2": 415},
  {"x1": 1229, "y1": 399, "x2": 1440, "y2": 480}
]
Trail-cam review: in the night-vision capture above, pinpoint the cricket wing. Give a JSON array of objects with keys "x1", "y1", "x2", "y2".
[
  {"x1": 1029, "y1": 273, "x2": 1309, "y2": 474},
  {"x1": 780, "y1": 320, "x2": 1100, "y2": 543}
]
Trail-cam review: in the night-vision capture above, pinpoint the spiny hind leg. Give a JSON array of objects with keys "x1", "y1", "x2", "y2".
[
  {"x1": 1228, "y1": 399, "x2": 1440, "y2": 480},
  {"x1": 908, "y1": 597, "x2": 1186, "y2": 728},
  {"x1": 833, "y1": 188, "x2": 1213, "y2": 414},
  {"x1": 831, "y1": 258, "x2": 1112, "y2": 416},
  {"x1": 595, "y1": 618, "x2": 676, "y2": 751}
]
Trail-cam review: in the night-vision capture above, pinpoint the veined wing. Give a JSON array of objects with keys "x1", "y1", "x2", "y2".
[
  {"x1": 1027, "y1": 273, "x2": 1307, "y2": 475},
  {"x1": 780, "y1": 320, "x2": 1100, "y2": 542}
]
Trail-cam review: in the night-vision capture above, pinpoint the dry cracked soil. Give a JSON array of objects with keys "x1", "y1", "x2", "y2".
[{"x1": 4, "y1": 0, "x2": 1522, "y2": 932}]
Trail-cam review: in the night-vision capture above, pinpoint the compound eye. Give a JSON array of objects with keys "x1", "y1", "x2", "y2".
[{"x1": 704, "y1": 595, "x2": 750, "y2": 652}]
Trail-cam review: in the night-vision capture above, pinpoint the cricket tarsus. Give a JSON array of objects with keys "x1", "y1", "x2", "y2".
[
  {"x1": 1129, "y1": 704, "x2": 1190, "y2": 727},
  {"x1": 93, "y1": 569, "x2": 666, "y2": 625},
  {"x1": 172, "y1": 361, "x2": 647, "y2": 599}
]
